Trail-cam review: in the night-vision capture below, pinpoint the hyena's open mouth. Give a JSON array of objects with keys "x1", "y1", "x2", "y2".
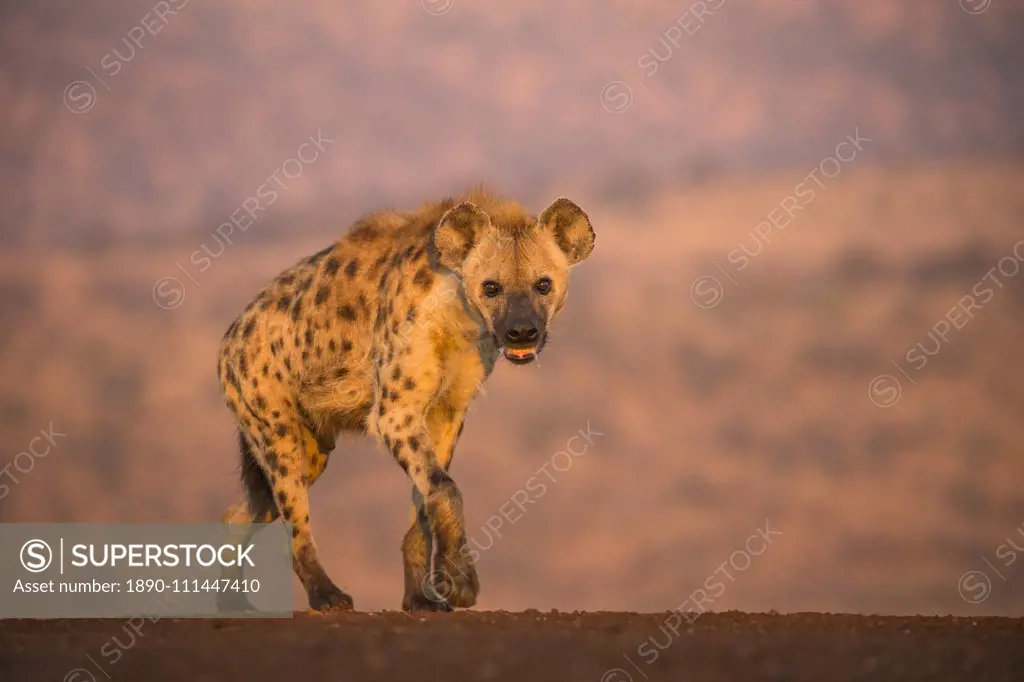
[
  {"x1": 501, "y1": 332, "x2": 547, "y2": 365},
  {"x1": 503, "y1": 347, "x2": 537, "y2": 364}
]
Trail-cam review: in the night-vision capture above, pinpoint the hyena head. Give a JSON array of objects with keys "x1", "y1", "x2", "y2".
[{"x1": 432, "y1": 196, "x2": 595, "y2": 365}]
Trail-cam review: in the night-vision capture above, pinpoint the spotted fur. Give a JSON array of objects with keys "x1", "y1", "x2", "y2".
[{"x1": 217, "y1": 188, "x2": 595, "y2": 611}]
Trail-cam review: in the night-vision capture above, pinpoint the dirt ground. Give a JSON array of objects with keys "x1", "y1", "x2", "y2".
[{"x1": 1, "y1": 612, "x2": 1021, "y2": 682}]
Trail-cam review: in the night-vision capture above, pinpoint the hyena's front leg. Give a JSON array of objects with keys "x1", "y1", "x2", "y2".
[
  {"x1": 373, "y1": 365, "x2": 476, "y2": 611},
  {"x1": 400, "y1": 409, "x2": 478, "y2": 610}
]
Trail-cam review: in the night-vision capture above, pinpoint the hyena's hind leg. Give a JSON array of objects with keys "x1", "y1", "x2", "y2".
[
  {"x1": 218, "y1": 431, "x2": 280, "y2": 612},
  {"x1": 224, "y1": 431, "x2": 281, "y2": 525},
  {"x1": 247, "y1": 415, "x2": 352, "y2": 613},
  {"x1": 220, "y1": 426, "x2": 340, "y2": 613}
]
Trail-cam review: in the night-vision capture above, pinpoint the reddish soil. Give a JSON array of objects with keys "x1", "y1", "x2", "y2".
[{"x1": 1, "y1": 612, "x2": 1021, "y2": 682}]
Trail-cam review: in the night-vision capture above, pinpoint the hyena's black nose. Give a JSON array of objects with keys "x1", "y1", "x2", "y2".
[{"x1": 505, "y1": 324, "x2": 539, "y2": 346}]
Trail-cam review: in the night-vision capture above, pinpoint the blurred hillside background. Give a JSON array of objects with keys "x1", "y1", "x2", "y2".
[{"x1": 1, "y1": 1, "x2": 1023, "y2": 616}]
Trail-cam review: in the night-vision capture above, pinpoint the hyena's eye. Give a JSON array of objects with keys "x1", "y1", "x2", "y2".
[
  {"x1": 534, "y1": 277, "x2": 552, "y2": 295},
  {"x1": 482, "y1": 280, "x2": 503, "y2": 298}
]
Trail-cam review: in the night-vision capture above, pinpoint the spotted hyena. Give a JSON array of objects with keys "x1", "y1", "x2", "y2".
[{"x1": 216, "y1": 189, "x2": 595, "y2": 612}]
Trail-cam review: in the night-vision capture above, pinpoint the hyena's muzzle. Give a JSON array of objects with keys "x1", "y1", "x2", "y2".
[{"x1": 494, "y1": 292, "x2": 547, "y2": 365}]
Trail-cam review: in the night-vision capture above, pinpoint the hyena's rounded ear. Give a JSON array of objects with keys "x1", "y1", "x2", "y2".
[
  {"x1": 433, "y1": 202, "x2": 492, "y2": 272},
  {"x1": 538, "y1": 197, "x2": 595, "y2": 266}
]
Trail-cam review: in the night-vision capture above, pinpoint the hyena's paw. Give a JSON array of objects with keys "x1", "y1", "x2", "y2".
[
  {"x1": 429, "y1": 549, "x2": 479, "y2": 609},
  {"x1": 306, "y1": 581, "x2": 355, "y2": 613},
  {"x1": 403, "y1": 591, "x2": 454, "y2": 613}
]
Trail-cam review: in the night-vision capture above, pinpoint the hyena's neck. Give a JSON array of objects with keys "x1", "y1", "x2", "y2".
[{"x1": 427, "y1": 274, "x2": 501, "y2": 374}]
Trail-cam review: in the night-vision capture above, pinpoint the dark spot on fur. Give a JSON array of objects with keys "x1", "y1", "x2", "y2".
[
  {"x1": 379, "y1": 402, "x2": 387, "y2": 416},
  {"x1": 282, "y1": 505, "x2": 294, "y2": 519},
  {"x1": 275, "y1": 371, "x2": 284, "y2": 382},
  {"x1": 277, "y1": 295, "x2": 292, "y2": 311},
  {"x1": 339, "y1": 305, "x2": 356, "y2": 321},
  {"x1": 315, "y1": 286, "x2": 330, "y2": 305},
  {"x1": 414, "y1": 266, "x2": 433, "y2": 289},
  {"x1": 304, "y1": 330, "x2": 314, "y2": 346},
  {"x1": 272, "y1": 410, "x2": 281, "y2": 419},
  {"x1": 254, "y1": 395, "x2": 266, "y2": 410},
  {"x1": 334, "y1": 367, "x2": 349, "y2": 379},
  {"x1": 328, "y1": 339, "x2": 337, "y2": 352},
  {"x1": 325, "y1": 257, "x2": 341, "y2": 275},
  {"x1": 342, "y1": 339, "x2": 353, "y2": 352},
  {"x1": 344, "y1": 259, "x2": 359, "y2": 279},
  {"x1": 276, "y1": 491, "x2": 288, "y2": 505},
  {"x1": 242, "y1": 318, "x2": 257, "y2": 338},
  {"x1": 261, "y1": 363, "x2": 270, "y2": 378},
  {"x1": 391, "y1": 366, "x2": 402, "y2": 381},
  {"x1": 403, "y1": 415, "x2": 414, "y2": 427},
  {"x1": 403, "y1": 377, "x2": 416, "y2": 391},
  {"x1": 408, "y1": 436, "x2": 419, "y2": 452},
  {"x1": 291, "y1": 299, "x2": 304, "y2": 322},
  {"x1": 238, "y1": 356, "x2": 248, "y2": 377}
]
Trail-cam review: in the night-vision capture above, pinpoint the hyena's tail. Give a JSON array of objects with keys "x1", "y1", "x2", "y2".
[{"x1": 239, "y1": 431, "x2": 276, "y2": 521}]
